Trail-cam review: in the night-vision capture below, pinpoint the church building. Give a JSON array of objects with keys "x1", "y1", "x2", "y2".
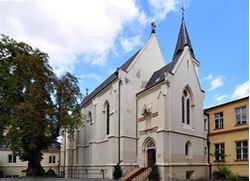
[{"x1": 62, "y1": 14, "x2": 209, "y2": 180}]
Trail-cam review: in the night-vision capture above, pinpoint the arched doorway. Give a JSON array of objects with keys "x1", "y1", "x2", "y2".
[
  {"x1": 147, "y1": 149, "x2": 156, "y2": 166},
  {"x1": 144, "y1": 139, "x2": 156, "y2": 167}
]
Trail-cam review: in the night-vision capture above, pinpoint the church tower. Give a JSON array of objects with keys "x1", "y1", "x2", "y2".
[
  {"x1": 136, "y1": 7, "x2": 207, "y2": 181},
  {"x1": 173, "y1": 9, "x2": 200, "y2": 75}
]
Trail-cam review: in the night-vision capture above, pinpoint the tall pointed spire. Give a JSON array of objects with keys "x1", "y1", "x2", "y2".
[{"x1": 173, "y1": 5, "x2": 195, "y2": 59}]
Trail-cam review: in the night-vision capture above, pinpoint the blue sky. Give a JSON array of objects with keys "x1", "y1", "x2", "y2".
[{"x1": 0, "y1": 0, "x2": 248, "y2": 108}]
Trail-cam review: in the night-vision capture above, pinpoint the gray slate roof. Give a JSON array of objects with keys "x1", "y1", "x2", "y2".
[
  {"x1": 145, "y1": 19, "x2": 197, "y2": 90},
  {"x1": 81, "y1": 49, "x2": 141, "y2": 106},
  {"x1": 145, "y1": 54, "x2": 181, "y2": 89},
  {"x1": 173, "y1": 19, "x2": 196, "y2": 60}
]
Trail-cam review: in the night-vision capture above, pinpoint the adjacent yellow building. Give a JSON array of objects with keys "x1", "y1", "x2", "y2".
[{"x1": 205, "y1": 97, "x2": 249, "y2": 178}]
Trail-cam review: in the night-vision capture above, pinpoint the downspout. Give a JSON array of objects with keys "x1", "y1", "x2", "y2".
[
  {"x1": 168, "y1": 88, "x2": 172, "y2": 180},
  {"x1": 136, "y1": 96, "x2": 138, "y2": 156},
  {"x1": 64, "y1": 128, "x2": 66, "y2": 177},
  {"x1": 58, "y1": 143, "x2": 61, "y2": 176},
  {"x1": 207, "y1": 113, "x2": 211, "y2": 179},
  {"x1": 118, "y1": 79, "x2": 121, "y2": 163}
]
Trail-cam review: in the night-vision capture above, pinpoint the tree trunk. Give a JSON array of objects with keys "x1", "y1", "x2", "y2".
[{"x1": 26, "y1": 159, "x2": 45, "y2": 176}]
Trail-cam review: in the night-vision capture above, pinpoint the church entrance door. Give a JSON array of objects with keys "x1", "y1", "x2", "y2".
[{"x1": 147, "y1": 148, "x2": 156, "y2": 167}]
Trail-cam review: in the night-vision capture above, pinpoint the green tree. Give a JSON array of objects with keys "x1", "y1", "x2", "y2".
[
  {"x1": 0, "y1": 34, "x2": 82, "y2": 176},
  {"x1": 148, "y1": 165, "x2": 160, "y2": 181},
  {"x1": 113, "y1": 162, "x2": 123, "y2": 180},
  {"x1": 55, "y1": 72, "x2": 83, "y2": 138}
]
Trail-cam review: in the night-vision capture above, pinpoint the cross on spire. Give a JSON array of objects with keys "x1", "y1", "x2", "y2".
[{"x1": 181, "y1": 2, "x2": 185, "y2": 21}]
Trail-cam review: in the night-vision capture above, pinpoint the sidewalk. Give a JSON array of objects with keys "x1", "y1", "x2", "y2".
[{"x1": 0, "y1": 178, "x2": 114, "y2": 181}]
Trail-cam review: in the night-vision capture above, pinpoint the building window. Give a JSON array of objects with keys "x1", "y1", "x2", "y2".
[
  {"x1": 235, "y1": 106, "x2": 246, "y2": 125},
  {"x1": 204, "y1": 146, "x2": 207, "y2": 154},
  {"x1": 182, "y1": 88, "x2": 192, "y2": 125},
  {"x1": 186, "y1": 99, "x2": 190, "y2": 124},
  {"x1": 182, "y1": 96, "x2": 185, "y2": 123},
  {"x1": 105, "y1": 101, "x2": 110, "y2": 135},
  {"x1": 214, "y1": 112, "x2": 223, "y2": 129},
  {"x1": 49, "y1": 156, "x2": 56, "y2": 163},
  {"x1": 204, "y1": 118, "x2": 207, "y2": 130},
  {"x1": 88, "y1": 111, "x2": 92, "y2": 124},
  {"x1": 8, "y1": 154, "x2": 17, "y2": 163},
  {"x1": 185, "y1": 141, "x2": 192, "y2": 158},
  {"x1": 214, "y1": 143, "x2": 225, "y2": 161},
  {"x1": 235, "y1": 140, "x2": 248, "y2": 160}
]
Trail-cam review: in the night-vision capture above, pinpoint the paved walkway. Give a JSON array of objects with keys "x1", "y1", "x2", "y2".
[{"x1": 0, "y1": 179, "x2": 113, "y2": 181}]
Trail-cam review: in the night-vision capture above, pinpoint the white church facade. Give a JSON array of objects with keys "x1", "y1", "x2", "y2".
[{"x1": 62, "y1": 17, "x2": 209, "y2": 180}]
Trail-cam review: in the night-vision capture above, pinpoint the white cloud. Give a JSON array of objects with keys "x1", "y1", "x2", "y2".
[
  {"x1": 80, "y1": 73, "x2": 102, "y2": 82},
  {"x1": 147, "y1": 0, "x2": 178, "y2": 21},
  {"x1": 231, "y1": 81, "x2": 249, "y2": 99},
  {"x1": 208, "y1": 76, "x2": 224, "y2": 91},
  {"x1": 214, "y1": 94, "x2": 228, "y2": 102},
  {"x1": 120, "y1": 35, "x2": 142, "y2": 52},
  {"x1": 0, "y1": 0, "x2": 178, "y2": 75},
  {"x1": 204, "y1": 73, "x2": 213, "y2": 80}
]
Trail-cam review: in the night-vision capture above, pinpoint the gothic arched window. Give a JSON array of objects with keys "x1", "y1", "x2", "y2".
[
  {"x1": 88, "y1": 111, "x2": 92, "y2": 124},
  {"x1": 182, "y1": 96, "x2": 185, "y2": 123},
  {"x1": 185, "y1": 141, "x2": 192, "y2": 158},
  {"x1": 186, "y1": 99, "x2": 190, "y2": 124},
  {"x1": 105, "y1": 101, "x2": 110, "y2": 135},
  {"x1": 182, "y1": 88, "x2": 192, "y2": 125}
]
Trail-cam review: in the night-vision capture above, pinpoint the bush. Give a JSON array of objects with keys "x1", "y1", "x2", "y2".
[
  {"x1": 113, "y1": 163, "x2": 123, "y2": 180},
  {"x1": 228, "y1": 173, "x2": 240, "y2": 181},
  {"x1": 213, "y1": 166, "x2": 242, "y2": 180},
  {"x1": 148, "y1": 165, "x2": 160, "y2": 181},
  {"x1": 44, "y1": 168, "x2": 57, "y2": 177}
]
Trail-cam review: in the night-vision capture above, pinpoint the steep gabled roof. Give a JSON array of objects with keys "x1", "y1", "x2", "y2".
[
  {"x1": 81, "y1": 49, "x2": 141, "y2": 106},
  {"x1": 120, "y1": 49, "x2": 141, "y2": 71},
  {"x1": 145, "y1": 53, "x2": 181, "y2": 89},
  {"x1": 145, "y1": 18, "x2": 198, "y2": 91},
  {"x1": 173, "y1": 19, "x2": 196, "y2": 60}
]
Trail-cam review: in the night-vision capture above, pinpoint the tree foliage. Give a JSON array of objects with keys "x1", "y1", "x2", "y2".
[
  {"x1": 0, "y1": 34, "x2": 82, "y2": 176},
  {"x1": 55, "y1": 72, "x2": 82, "y2": 137},
  {"x1": 113, "y1": 162, "x2": 123, "y2": 180},
  {"x1": 148, "y1": 165, "x2": 160, "y2": 181}
]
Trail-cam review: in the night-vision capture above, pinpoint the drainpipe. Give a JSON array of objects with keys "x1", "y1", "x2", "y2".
[
  {"x1": 206, "y1": 113, "x2": 211, "y2": 179},
  {"x1": 118, "y1": 78, "x2": 121, "y2": 163},
  {"x1": 136, "y1": 96, "x2": 138, "y2": 156},
  {"x1": 167, "y1": 82, "x2": 172, "y2": 180},
  {"x1": 64, "y1": 128, "x2": 66, "y2": 177}
]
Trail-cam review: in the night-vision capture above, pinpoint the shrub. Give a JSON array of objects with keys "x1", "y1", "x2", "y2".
[
  {"x1": 228, "y1": 173, "x2": 240, "y2": 181},
  {"x1": 113, "y1": 163, "x2": 123, "y2": 180},
  {"x1": 213, "y1": 166, "x2": 242, "y2": 180},
  {"x1": 148, "y1": 165, "x2": 160, "y2": 181},
  {"x1": 44, "y1": 168, "x2": 57, "y2": 177}
]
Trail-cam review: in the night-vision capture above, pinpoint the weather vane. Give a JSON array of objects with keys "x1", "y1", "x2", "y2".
[{"x1": 151, "y1": 21, "x2": 156, "y2": 34}]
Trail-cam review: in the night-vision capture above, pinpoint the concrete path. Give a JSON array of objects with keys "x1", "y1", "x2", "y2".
[{"x1": 0, "y1": 179, "x2": 113, "y2": 181}]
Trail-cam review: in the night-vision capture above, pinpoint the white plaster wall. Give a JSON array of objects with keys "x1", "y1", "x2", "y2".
[
  {"x1": 72, "y1": 78, "x2": 121, "y2": 170},
  {"x1": 119, "y1": 34, "x2": 166, "y2": 165},
  {"x1": 136, "y1": 83, "x2": 168, "y2": 167},
  {"x1": 167, "y1": 47, "x2": 205, "y2": 137},
  {"x1": 136, "y1": 47, "x2": 208, "y2": 180}
]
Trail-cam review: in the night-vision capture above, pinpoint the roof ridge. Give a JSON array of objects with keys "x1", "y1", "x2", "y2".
[{"x1": 81, "y1": 49, "x2": 141, "y2": 106}]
